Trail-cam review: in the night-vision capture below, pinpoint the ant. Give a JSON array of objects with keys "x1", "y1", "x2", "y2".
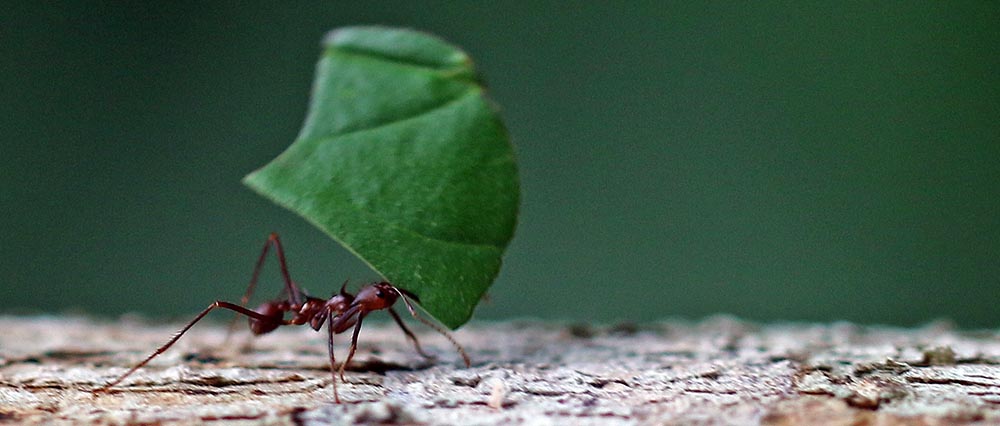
[{"x1": 93, "y1": 233, "x2": 470, "y2": 403}]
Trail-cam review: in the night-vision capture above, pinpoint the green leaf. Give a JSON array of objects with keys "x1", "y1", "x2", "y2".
[{"x1": 243, "y1": 27, "x2": 519, "y2": 329}]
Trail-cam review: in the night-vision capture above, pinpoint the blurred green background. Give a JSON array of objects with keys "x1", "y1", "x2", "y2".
[{"x1": 2, "y1": 3, "x2": 998, "y2": 327}]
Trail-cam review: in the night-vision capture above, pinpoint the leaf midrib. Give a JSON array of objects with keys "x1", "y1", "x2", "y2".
[{"x1": 314, "y1": 87, "x2": 477, "y2": 143}]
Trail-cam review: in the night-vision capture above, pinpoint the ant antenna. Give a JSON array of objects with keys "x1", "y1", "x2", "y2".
[{"x1": 392, "y1": 287, "x2": 471, "y2": 367}]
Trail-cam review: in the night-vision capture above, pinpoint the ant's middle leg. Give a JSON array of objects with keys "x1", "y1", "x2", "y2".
[
  {"x1": 338, "y1": 313, "x2": 367, "y2": 381},
  {"x1": 325, "y1": 311, "x2": 341, "y2": 403},
  {"x1": 95, "y1": 301, "x2": 287, "y2": 393}
]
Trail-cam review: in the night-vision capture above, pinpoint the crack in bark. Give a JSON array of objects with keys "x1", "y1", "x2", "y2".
[
  {"x1": 3, "y1": 350, "x2": 117, "y2": 366},
  {"x1": 905, "y1": 376, "x2": 1000, "y2": 388},
  {"x1": 684, "y1": 388, "x2": 738, "y2": 395}
]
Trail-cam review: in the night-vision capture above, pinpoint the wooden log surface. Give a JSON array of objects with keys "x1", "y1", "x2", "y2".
[{"x1": 1, "y1": 315, "x2": 999, "y2": 425}]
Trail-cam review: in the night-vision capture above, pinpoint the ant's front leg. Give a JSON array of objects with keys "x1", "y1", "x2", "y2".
[
  {"x1": 388, "y1": 307, "x2": 435, "y2": 360},
  {"x1": 393, "y1": 287, "x2": 471, "y2": 368}
]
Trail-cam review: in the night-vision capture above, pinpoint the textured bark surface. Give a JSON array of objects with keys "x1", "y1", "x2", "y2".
[{"x1": 1, "y1": 315, "x2": 999, "y2": 425}]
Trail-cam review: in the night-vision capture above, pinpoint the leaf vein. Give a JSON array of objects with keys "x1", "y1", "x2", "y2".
[{"x1": 326, "y1": 89, "x2": 477, "y2": 141}]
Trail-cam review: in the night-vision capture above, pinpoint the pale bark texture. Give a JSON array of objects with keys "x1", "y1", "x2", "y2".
[{"x1": 1, "y1": 315, "x2": 999, "y2": 425}]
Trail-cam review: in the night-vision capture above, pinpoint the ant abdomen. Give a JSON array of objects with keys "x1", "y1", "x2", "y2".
[{"x1": 249, "y1": 302, "x2": 283, "y2": 335}]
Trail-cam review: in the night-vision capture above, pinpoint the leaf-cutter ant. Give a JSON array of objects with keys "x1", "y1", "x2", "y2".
[{"x1": 93, "y1": 233, "x2": 470, "y2": 402}]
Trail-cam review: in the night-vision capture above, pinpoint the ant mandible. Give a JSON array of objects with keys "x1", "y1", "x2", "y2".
[{"x1": 93, "y1": 233, "x2": 471, "y2": 403}]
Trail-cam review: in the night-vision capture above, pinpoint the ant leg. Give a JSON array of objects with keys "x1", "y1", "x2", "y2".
[
  {"x1": 394, "y1": 289, "x2": 471, "y2": 367},
  {"x1": 388, "y1": 307, "x2": 434, "y2": 360},
  {"x1": 325, "y1": 311, "x2": 340, "y2": 403},
  {"x1": 94, "y1": 301, "x2": 285, "y2": 393},
  {"x1": 338, "y1": 313, "x2": 367, "y2": 381},
  {"x1": 225, "y1": 233, "x2": 304, "y2": 342},
  {"x1": 245, "y1": 233, "x2": 303, "y2": 306}
]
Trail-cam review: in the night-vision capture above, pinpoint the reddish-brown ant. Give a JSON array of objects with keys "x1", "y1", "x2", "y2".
[{"x1": 93, "y1": 233, "x2": 470, "y2": 402}]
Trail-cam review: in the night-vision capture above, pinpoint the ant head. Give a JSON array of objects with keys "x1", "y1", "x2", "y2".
[
  {"x1": 353, "y1": 282, "x2": 401, "y2": 311},
  {"x1": 373, "y1": 282, "x2": 421, "y2": 302}
]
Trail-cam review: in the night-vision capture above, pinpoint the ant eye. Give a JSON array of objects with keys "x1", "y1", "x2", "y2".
[{"x1": 376, "y1": 290, "x2": 385, "y2": 298}]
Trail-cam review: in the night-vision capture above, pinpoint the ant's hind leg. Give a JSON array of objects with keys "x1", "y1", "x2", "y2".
[
  {"x1": 388, "y1": 307, "x2": 435, "y2": 360},
  {"x1": 94, "y1": 301, "x2": 284, "y2": 393}
]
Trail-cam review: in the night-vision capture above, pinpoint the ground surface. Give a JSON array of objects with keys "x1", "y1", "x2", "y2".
[{"x1": 1, "y1": 315, "x2": 999, "y2": 425}]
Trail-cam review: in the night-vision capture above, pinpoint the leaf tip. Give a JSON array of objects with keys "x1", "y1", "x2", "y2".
[{"x1": 322, "y1": 26, "x2": 471, "y2": 72}]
